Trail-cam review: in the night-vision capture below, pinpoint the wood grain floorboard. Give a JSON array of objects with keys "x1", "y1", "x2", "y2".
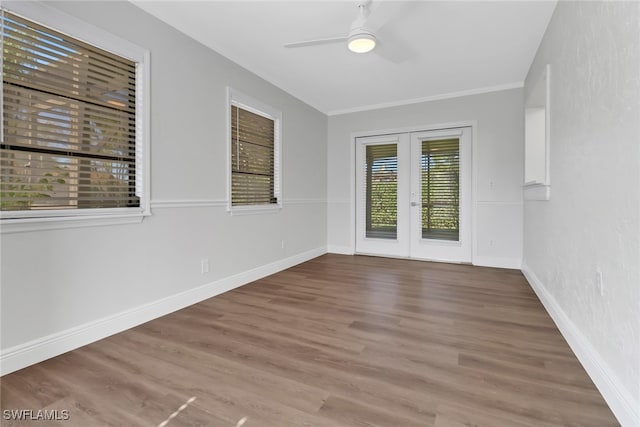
[{"x1": 1, "y1": 254, "x2": 619, "y2": 426}]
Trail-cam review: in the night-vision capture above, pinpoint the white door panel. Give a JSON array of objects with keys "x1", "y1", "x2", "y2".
[
  {"x1": 355, "y1": 127, "x2": 472, "y2": 263},
  {"x1": 355, "y1": 134, "x2": 410, "y2": 257},
  {"x1": 409, "y1": 128, "x2": 472, "y2": 262}
]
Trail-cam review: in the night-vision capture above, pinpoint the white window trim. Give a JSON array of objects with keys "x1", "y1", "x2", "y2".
[
  {"x1": 226, "y1": 87, "x2": 282, "y2": 214},
  {"x1": 1, "y1": 1, "x2": 151, "y2": 233}
]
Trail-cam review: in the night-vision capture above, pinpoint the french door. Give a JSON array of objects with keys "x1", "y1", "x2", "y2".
[{"x1": 355, "y1": 127, "x2": 471, "y2": 263}]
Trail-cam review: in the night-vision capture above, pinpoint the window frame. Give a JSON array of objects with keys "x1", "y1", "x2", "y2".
[
  {"x1": 0, "y1": 1, "x2": 150, "y2": 233},
  {"x1": 227, "y1": 87, "x2": 282, "y2": 214},
  {"x1": 420, "y1": 137, "x2": 461, "y2": 242}
]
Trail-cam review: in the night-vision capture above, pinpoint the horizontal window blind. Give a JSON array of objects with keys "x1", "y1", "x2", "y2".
[
  {"x1": 421, "y1": 138, "x2": 459, "y2": 241},
  {"x1": 230, "y1": 105, "x2": 276, "y2": 206},
  {"x1": 1, "y1": 10, "x2": 139, "y2": 211},
  {"x1": 364, "y1": 144, "x2": 397, "y2": 239}
]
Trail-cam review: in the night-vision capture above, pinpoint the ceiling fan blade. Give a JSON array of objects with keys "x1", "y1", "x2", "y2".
[
  {"x1": 284, "y1": 37, "x2": 348, "y2": 49},
  {"x1": 365, "y1": 1, "x2": 419, "y2": 33},
  {"x1": 375, "y1": 43, "x2": 413, "y2": 64},
  {"x1": 374, "y1": 28, "x2": 417, "y2": 64}
]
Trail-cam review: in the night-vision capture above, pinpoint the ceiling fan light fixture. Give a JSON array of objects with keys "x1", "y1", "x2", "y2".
[{"x1": 348, "y1": 32, "x2": 376, "y2": 53}]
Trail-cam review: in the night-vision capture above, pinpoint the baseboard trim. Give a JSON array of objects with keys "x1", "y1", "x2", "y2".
[
  {"x1": 0, "y1": 247, "x2": 327, "y2": 376},
  {"x1": 521, "y1": 263, "x2": 640, "y2": 427},
  {"x1": 473, "y1": 256, "x2": 521, "y2": 269},
  {"x1": 327, "y1": 245, "x2": 354, "y2": 255},
  {"x1": 326, "y1": 250, "x2": 521, "y2": 270}
]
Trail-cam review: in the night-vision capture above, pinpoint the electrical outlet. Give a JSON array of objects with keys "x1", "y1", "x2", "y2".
[
  {"x1": 281, "y1": 240, "x2": 285, "y2": 249},
  {"x1": 595, "y1": 270, "x2": 604, "y2": 296},
  {"x1": 201, "y1": 259, "x2": 209, "y2": 274}
]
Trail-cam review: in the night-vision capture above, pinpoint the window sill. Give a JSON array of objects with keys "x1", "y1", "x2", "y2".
[
  {"x1": 523, "y1": 182, "x2": 551, "y2": 201},
  {"x1": 228, "y1": 205, "x2": 282, "y2": 216},
  {"x1": 0, "y1": 213, "x2": 149, "y2": 234}
]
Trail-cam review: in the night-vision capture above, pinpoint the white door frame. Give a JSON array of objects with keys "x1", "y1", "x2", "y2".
[
  {"x1": 409, "y1": 128, "x2": 472, "y2": 262},
  {"x1": 354, "y1": 133, "x2": 410, "y2": 258},
  {"x1": 348, "y1": 121, "x2": 478, "y2": 264}
]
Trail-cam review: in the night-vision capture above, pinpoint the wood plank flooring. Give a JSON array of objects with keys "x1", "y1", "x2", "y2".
[{"x1": 1, "y1": 254, "x2": 619, "y2": 426}]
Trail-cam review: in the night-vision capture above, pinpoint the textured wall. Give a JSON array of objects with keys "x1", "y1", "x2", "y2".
[{"x1": 523, "y1": 0, "x2": 640, "y2": 412}]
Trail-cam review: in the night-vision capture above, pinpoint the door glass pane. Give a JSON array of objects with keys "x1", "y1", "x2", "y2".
[
  {"x1": 365, "y1": 144, "x2": 397, "y2": 239},
  {"x1": 421, "y1": 139, "x2": 459, "y2": 241}
]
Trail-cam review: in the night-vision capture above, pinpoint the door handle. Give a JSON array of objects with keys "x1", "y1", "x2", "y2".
[{"x1": 411, "y1": 201, "x2": 420, "y2": 207}]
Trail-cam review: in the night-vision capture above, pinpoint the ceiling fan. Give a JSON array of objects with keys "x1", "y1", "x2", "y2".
[{"x1": 284, "y1": 1, "x2": 380, "y2": 54}]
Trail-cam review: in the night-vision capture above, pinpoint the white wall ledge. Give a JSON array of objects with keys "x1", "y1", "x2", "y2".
[
  {"x1": 0, "y1": 214, "x2": 147, "y2": 234},
  {"x1": 523, "y1": 183, "x2": 551, "y2": 201}
]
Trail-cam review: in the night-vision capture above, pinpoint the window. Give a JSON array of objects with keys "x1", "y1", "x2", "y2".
[
  {"x1": 228, "y1": 89, "x2": 281, "y2": 211},
  {"x1": 421, "y1": 138, "x2": 460, "y2": 241},
  {"x1": 365, "y1": 143, "x2": 398, "y2": 239},
  {"x1": 1, "y1": 3, "x2": 149, "y2": 227}
]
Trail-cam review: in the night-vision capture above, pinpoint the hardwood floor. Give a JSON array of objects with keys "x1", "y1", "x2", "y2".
[{"x1": 1, "y1": 254, "x2": 619, "y2": 426}]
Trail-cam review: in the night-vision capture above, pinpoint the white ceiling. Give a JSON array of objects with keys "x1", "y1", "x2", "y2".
[{"x1": 131, "y1": 1, "x2": 557, "y2": 115}]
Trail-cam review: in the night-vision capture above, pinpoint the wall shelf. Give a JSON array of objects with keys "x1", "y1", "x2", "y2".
[{"x1": 524, "y1": 64, "x2": 551, "y2": 200}]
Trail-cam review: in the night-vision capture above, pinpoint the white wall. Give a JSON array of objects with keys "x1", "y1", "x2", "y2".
[
  {"x1": 522, "y1": 2, "x2": 640, "y2": 425},
  {"x1": 0, "y1": 1, "x2": 327, "y2": 372},
  {"x1": 327, "y1": 89, "x2": 524, "y2": 268}
]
